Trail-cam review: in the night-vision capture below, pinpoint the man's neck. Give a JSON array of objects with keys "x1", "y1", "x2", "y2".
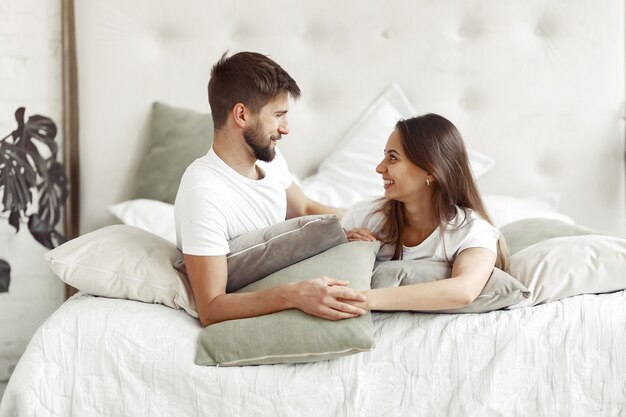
[{"x1": 212, "y1": 131, "x2": 260, "y2": 180}]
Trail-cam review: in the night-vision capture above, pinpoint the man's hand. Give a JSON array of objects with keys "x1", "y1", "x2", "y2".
[
  {"x1": 287, "y1": 277, "x2": 368, "y2": 320},
  {"x1": 345, "y1": 228, "x2": 378, "y2": 242}
]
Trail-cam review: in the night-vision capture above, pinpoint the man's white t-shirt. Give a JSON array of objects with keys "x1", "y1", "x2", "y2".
[
  {"x1": 341, "y1": 199, "x2": 500, "y2": 263},
  {"x1": 174, "y1": 147, "x2": 292, "y2": 256}
]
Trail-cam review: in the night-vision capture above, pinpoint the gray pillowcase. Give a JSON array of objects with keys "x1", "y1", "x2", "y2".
[
  {"x1": 175, "y1": 215, "x2": 348, "y2": 293},
  {"x1": 135, "y1": 102, "x2": 213, "y2": 203},
  {"x1": 195, "y1": 241, "x2": 380, "y2": 367},
  {"x1": 371, "y1": 260, "x2": 530, "y2": 313},
  {"x1": 500, "y1": 218, "x2": 601, "y2": 255}
]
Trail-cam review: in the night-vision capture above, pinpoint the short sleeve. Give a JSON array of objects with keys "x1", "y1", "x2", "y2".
[
  {"x1": 456, "y1": 218, "x2": 500, "y2": 257},
  {"x1": 176, "y1": 187, "x2": 230, "y2": 256}
]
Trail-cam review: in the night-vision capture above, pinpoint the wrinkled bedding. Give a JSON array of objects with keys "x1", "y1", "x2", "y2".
[{"x1": 1, "y1": 291, "x2": 625, "y2": 417}]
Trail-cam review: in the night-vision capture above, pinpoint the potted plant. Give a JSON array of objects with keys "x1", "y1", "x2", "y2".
[{"x1": 0, "y1": 107, "x2": 68, "y2": 293}]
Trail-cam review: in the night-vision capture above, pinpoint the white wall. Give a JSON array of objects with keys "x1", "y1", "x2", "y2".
[{"x1": 0, "y1": 0, "x2": 64, "y2": 400}]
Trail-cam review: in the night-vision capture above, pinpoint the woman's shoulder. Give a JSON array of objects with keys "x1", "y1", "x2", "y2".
[
  {"x1": 341, "y1": 198, "x2": 386, "y2": 229},
  {"x1": 448, "y1": 206, "x2": 498, "y2": 235}
]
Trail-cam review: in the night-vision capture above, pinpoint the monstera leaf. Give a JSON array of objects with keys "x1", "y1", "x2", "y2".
[
  {"x1": 37, "y1": 160, "x2": 68, "y2": 227},
  {"x1": 0, "y1": 142, "x2": 37, "y2": 231},
  {"x1": 11, "y1": 107, "x2": 58, "y2": 174},
  {"x1": 0, "y1": 107, "x2": 67, "y2": 293},
  {"x1": 27, "y1": 214, "x2": 66, "y2": 250},
  {"x1": 0, "y1": 259, "x2": 9, "y2": 293}
]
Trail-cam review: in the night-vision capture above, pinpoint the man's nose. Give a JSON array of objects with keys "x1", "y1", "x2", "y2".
[{"x1": 278, "y1": 124, "x2": 289, "y2": 135}]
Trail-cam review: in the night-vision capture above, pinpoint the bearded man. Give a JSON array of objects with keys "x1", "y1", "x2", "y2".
[{"x1": 175, "y1": 51, "x2": 366, "y2": 326}]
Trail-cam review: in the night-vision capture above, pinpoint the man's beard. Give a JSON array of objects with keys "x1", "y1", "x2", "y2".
[{"x1": 243, "y1": 120, "x2": 278, "y2": 162}]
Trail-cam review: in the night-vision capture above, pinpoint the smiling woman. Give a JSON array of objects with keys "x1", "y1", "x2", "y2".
[{"x1": 342, "y1": 113, "x2": 507, "y2": 312}]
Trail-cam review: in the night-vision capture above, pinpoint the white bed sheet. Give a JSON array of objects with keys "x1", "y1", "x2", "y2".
[{"x1": 2, "y1": 291, "x2": 625, "y2": 417}]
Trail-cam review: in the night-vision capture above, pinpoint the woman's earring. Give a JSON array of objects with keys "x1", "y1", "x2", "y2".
[{"x1": 426, "y1": 178, "x2": 431, "y2": 186}]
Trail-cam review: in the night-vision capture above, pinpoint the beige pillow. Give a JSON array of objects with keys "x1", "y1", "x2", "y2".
[
  {"x1": 500, "y1": 218, "x2": 601, "y2": 255},
  {"x1": 372, "y1": 260, "x2": 530, "y2": 313},
  {"x1": 195, "y1": 241, "x2": 380, "y2": 367},
  {"x1": 507, "y1": 235, "x2": 626, "y2": 308},
  {"x1": 43, "y1": 225, "x2": 197, "y2": 316}
]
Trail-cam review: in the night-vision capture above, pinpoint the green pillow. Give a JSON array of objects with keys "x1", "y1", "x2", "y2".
[
  {"x1": 500, "y1": 218, "x2": 602, "y2": 255},
  {"x1": 135, "y1": 102, "x2": 213, "y2": 203},
  {"x1": 195, "y1": 241, "x2": 379, "y2": 367},
  {"x1": 371, "y1": 260, "x2": 530, "y2": 313}
]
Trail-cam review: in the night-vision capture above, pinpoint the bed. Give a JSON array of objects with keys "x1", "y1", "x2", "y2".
[{"x1": 1, "y1": 0, "x2": 626, "y2": 415}]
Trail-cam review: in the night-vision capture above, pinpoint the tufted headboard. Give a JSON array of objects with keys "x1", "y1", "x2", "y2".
[{"x1": 73, "y1": 0, "x2": 625, "y2": 236}]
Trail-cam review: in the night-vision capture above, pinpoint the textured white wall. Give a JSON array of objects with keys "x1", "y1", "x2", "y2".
[{"x1": 0, "y1": 0, "x2": 64, "y2": 400}]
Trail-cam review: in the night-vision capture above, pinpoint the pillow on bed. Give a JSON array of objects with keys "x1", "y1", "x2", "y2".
[
  {"x1": 109, "y1": 199, "x2": 176, "y2": 243},
  {"x1": 135, "y1": 102, "x2": 213, "y2": 204},
  {"x1": 300, "y1": 84, "x2": 495, "y2": 208},
  {"x1": 482, "y1": 192, "x2": 575, "y2": 227},
  {"x1": 43, "y1": 225, "x2": 197, "y2": 316},
  {"x1": 371, "y1": 260, "x2": 530, "y2": 313},
  {"x1": 507, "y1": 235, "x2": 626, "y2": 308},
  {"x1": 500, "y1": 217, "x2": 602, "y2": 255},
  {"x1": 195, "y1": 241, "x2": 379, "y2": 367},
  {"x1": 175, "y1": 214, "x2": 348, "y2": 292},
  {"x1": 44, "y1": 216, "x2": 347, "y2": 316}
]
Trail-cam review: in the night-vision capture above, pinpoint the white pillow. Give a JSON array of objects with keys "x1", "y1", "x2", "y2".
[
  {"x1": 507, "y1": 235, "x2": 626, "y2": 308},
  {"x1": 482, "y1": 192, "x2": 574, "y2": 227},
  {"x1": 43, "y1": 225, "x2": 197, "y2": 317},
  {"x1": 300, "y1": 84, "x2": 495, "y2": 208},
  {"x1": 109, "y1": 199, "x2": 176, "y2": 243}
]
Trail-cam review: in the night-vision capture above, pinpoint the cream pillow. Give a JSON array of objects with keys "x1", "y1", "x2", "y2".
[
  {"x1": 43, "y1": 225, "x2": 197, "y2": 316},
  {"x1": 507, "y1": 235, "x2": 626, "y2": 308},
  {"x1": 300, "y1": 84, "x2": 495, "y2": 208}
]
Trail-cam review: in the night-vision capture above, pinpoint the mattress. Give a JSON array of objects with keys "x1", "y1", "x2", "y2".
[{"x1": 2, "y1": 291, "x2": 625, "y2": 417}]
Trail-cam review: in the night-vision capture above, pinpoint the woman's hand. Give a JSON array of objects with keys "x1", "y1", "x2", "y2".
[{"x1": 345, "y1": 228, "x2": 379, "y2": 242}]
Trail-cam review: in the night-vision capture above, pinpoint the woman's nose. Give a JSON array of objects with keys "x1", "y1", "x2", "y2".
[{"x1": 376, "y1": 160, "x2": 385, "y2": 174}]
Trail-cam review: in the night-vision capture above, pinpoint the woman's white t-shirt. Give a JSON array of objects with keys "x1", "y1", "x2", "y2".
[
  {"x1": 341, "y1": 199, "x2": 500, "y2": 263},
  {"x1": 174, "y1": 147, "x2": 292, "y2": 256}
]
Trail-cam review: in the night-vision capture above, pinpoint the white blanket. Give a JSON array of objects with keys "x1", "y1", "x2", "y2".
[{"x1": 2, "y1": 292, "x2": 625, "y2": 416}]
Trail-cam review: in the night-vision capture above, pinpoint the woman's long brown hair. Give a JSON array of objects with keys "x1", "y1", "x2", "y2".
[{"x1": 373, "y1": 114, "x2": 508, "y2": 270}]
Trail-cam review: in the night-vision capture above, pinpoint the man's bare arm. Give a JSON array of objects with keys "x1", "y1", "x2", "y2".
[{"x1": 184, "y1": 253, "x2": 367, "y2": 327}]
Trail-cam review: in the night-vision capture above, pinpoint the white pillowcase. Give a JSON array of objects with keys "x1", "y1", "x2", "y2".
[
  {"x1": 508, "y1": 235, "x2": 626, "y2": 308},
  {"x1": 482, "y1": 192, "x2": 574, "y2": 227},
  {"x1": 300, "y1": 84, "x2": 495, "y2": 208},
  {"x1": 109, "y1": 199, "x2": 176, "y2": 243},
  {"x1": 44, "y1": 225, "x2": 197, "y2": 317}
]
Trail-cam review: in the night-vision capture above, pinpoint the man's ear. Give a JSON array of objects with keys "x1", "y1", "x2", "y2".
[{"x1": 232, "y1": 103, "x2": 247, "y2": 128}]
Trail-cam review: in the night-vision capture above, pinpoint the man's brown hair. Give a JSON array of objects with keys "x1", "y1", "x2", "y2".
[{"x1": 208, "y1": 51, "x2": 301, "y2": 129}]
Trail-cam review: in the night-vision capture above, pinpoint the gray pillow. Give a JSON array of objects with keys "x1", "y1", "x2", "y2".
[
  {"x1": 135, "y1": 102, "x2": 213, "y2": 203},
  {"x1": 195, "y1": 241, "x2": 380, "y2": 367},
  {"x1": 500, "y1": 218, "x2": 601, "y2": 255},
  {"x1": 175, "y1": 215, "x2": 348, "y2": 293},
  {"x1": 371, "y1": 260, "x2": 530, "y2": 313}
]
